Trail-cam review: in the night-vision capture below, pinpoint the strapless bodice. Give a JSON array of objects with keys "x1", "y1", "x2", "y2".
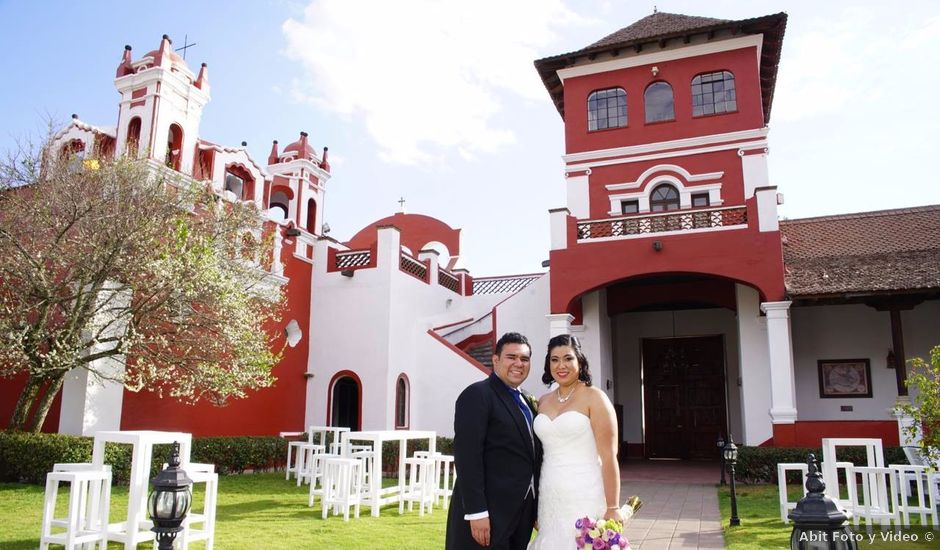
[{"x1": 533, "y1": 411, "x2": 601, "y2": 467}]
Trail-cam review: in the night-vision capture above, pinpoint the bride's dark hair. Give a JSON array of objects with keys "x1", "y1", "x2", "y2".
[{"x1": 542, "y1": 334, "x2": 592, "y2": 387}]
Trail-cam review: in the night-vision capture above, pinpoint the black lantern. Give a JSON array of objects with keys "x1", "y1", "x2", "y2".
[
  {"x1": 723, "y1": 434, "x2": 740, "y2": 526},
  {"x1": 717, "y1": 434, "x2": 727, "y2": 485},
  {"x1": 788, "y1": 454, "x2": 858, "y2": 550},
  {"x1": 148, "y1": 442, "x2": 193, "y2": 550}
]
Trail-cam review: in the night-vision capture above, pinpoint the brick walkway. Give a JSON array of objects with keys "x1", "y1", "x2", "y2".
[{"x1": 620, "y1": 461, "x2": 725, "y2": 550}]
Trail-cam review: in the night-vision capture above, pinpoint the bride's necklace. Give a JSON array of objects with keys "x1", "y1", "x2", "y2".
[{"x1": 556, "y1": 383, "x2": 579, "y2": 403}]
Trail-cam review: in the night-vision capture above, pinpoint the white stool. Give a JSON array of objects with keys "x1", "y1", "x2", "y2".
[
  {"x1": 285, "y1": 440, "x2": 307, "y2": 481},
  {"x1": 180, "y1": 463, "x2": 218, "y2": 550},
  {"x1": 846, "y1": 466, "x2": 899, "y2": 527},
  {"x1": 321, "y1": 458, "x2": 363, "y2": 521},
  {"x1": 40, "y1": 469, "x2": 112, "y2": 550},
  {"x1": 414, "y1": 451, "x2": 456, "y2": 509},
  {"x1": 400, "y1": 457, "x2": 436, "y2": 516},
  {"x1": 777, "y1": 463, "x2": 809, "y2": 523},
  {"x1": 296, "y1": 443, "x2": 326, "y2": 486},
  {"x1": 890, "y1": 464, "x2": 938, "y2": 527},
  {"x1": 351, "y1": 450, "x2": 377, "y2": 504},
  {"x1": 308, "y1": 452, "x2": 340, "y2": 508}
]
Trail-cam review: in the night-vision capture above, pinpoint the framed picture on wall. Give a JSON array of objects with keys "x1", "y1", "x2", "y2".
[{"x1": 818, "y1": 359, "x2": 872, "y2": 398}]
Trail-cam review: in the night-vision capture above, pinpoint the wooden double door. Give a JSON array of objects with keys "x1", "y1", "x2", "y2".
[{"x1": 642, "y1": 336, "x2": 727, "y2": 460}]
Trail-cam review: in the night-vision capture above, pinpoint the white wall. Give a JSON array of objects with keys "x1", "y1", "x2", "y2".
[
  {"x1": 736, "y1": 284, "x2": 772, "y2": 445},
  {"x1": 610, "y1": 306, "x2": 742, "y2": 448},
  {"x1": 493, "y1": 273, "x2": 551, "y2": 398},
  {"x1": 413, "y1": 332, "x2": 489, "y2": 436},
  {"x1": 791, "y1": 300, "x2": 940, "y2": 420}
]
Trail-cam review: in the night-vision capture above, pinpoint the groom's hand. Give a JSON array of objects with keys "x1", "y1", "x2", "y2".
[{"x1": 469, "y1": 517, "x2": 491, "y2": 547}]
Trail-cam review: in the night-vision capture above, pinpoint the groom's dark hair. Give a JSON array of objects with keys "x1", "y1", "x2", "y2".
[
  {"x1": 494, "y1": 332, "x2": 530, "y2": 357},
  {"x1": 542, "y1": 334, "x2": 593, "y2": 386}
]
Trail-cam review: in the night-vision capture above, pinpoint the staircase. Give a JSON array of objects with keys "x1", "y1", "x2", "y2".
[{"x1": 464, "y1": 341, "x2": 494, "y2": 370}]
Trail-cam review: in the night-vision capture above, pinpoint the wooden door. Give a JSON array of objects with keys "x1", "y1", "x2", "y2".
[{"x1": 642, "y1": 336, "x2": 727, "y2": 459}]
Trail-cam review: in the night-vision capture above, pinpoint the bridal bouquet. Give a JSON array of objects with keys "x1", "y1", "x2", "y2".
[{"x1": 574, "y1": 496, "x2": 641, "y2": 550}]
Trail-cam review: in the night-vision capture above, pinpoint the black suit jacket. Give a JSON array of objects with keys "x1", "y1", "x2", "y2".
[{"x1": 445, "y1": 374, "x2": 542, "y2": 549}]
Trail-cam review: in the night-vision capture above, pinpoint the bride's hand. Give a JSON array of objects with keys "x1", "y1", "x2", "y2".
[{"x1": 603, "y1": 507, "x2": 625, "y2": 523}]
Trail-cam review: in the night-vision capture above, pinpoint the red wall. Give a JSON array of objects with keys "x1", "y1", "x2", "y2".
[
  {"x1": 770, "y1": 421, "x2": 900, "y2": 448},
  {"x1": 563, "y1": 46, "x2": 764, "y2": 154},
  {"x1": 119, "y1": 244, "x2": 312, "y2": 436},
  {"x1": 0, "y1": 374, "x2": 62, "y2": 432},
  {"x1": 346, "y1": 212, "x2": 461, "y2": 259}
]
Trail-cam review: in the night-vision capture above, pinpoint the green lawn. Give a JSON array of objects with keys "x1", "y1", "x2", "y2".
[
  {"x1": 0, "y1": 473, "x2": 447, "y2": 549},
  {"x1": 718, "y1": 484, "x2": 940, "y2": 550}
]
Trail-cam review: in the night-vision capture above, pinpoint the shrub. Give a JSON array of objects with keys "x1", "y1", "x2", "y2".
[
  {"x1": 734, "y1": 445, "x2": 907, "y2": 484},
  {"x1": 0, "y1": 431, "x2": 286, "y2": 484}
]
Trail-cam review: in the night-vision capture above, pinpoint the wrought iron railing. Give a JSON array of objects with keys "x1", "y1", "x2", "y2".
[
  {"x1": 400, "y1": 253, "x2": 428, "y2": 281},
  {"x1": 473, "y1": 274, "x2": 542, "y2": 295},
  {"x1": 335, "y1": 249, "x2": 371, "y2": 270},
  {"x1": 577, "y1": 205, "x2": 748, "y2": 241},
  {"x1": 438, "y1": 268, "x2": 460, "y2": 293}
]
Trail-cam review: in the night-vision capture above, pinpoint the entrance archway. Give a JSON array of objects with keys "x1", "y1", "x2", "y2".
[{"x1": 328, "y1": 371, "x2": 361, "y2": 430}]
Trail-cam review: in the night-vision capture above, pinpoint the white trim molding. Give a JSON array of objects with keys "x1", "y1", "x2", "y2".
[
  {"x1": 606, "y1": 165, "x2": 724, "y2": 215},
  {"x1": 563, "y1": 128, "x2": 768, "y2": 165},
  {"x1": 605, "y1": 164, "x2": 723, "y2": 191},
  {"x1": 556, "y1": 34, "x2": 763, "y2": 83}
]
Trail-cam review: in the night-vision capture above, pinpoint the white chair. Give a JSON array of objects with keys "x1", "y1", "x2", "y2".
[
  {"x1": 400, "y1": 456, "x2": 436, "y2": 516},
  {"x1": 777, "y1": 463, "x2": 809, "y2": 523},
  {"x1": 308, "y1": 452, "x2": 341, "y2": 508},
  {"x1": 845, "y1": 466, "x2": 899, "y2": 527},
  {"x1": 889, "y1": 464, "x2": 938, "y2": 527},
  {"x1": 180, "y1": 463, "x2": 219, "y2": 550},
  {"x1": 40, "y1": 468, "x2": 112, "y2": 550},
  {"x1": 321, "y1": 458, "x2": 363, "y2": 521},
  {"x1": 296, "y1": 443, "x2": 326, "y2": 486},
  {"x1": 414, "y1": 451, "x2": 456, "y2": 509}
]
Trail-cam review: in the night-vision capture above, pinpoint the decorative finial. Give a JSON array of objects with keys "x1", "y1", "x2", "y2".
[
  {"x1": 654, "y1": 5, "x2": 658, "y2": 13},
  {"x1": 162, "y1": 34, "x2": 171, "y2": 44},
  {"x1": 398, "y1": 197, "x2": 406, "y2": 213},
  {"x1": 241, "y1": 141, "x2": 247, "y2": 147},
  {"x1": 71, "y1": 113, "x2": 78, "y2": 120}
]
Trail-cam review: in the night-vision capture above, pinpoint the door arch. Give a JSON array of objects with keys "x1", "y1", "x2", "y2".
[{"x1": 327, "y1": 370, "x2": 362, "y2": 430}]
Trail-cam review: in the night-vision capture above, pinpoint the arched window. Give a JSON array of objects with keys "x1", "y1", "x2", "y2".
[
  {"x1": 644, "y1": 82, "x2": 675, "y2": 123},
  {"x1": 224, "y1": 164, "x2": 254, "y2": 201},
  {"x1": 394, "y1": 374, "x2": 410, "y2": 429},
  {"x1": 692, "y1": 71, "x2": 736, "y2": 117},
  {"x1": 306, "y1": 198, "x2": 317, "y2": 233},
  {"x1": 166, "y1": 123, "x2": 183, "y2": 170},
  {"x1": 269, "y1": 189, "x2": 291, "y2": 220},
  {"x1": 587, "y1": 88, "x2": 627, "y2": 131},
  {"x1": 650, "y1": 184, "x2": 680, "y2": 212},
  {"x1": 126, "y1": 117, "x2": 141, "y2": 157}
]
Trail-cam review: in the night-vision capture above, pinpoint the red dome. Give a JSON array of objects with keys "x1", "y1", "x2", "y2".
[{"x1": 283, "y1": 132, "x2": 316, "y2": 161}]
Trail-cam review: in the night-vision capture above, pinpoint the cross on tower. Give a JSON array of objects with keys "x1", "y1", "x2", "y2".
[
  {"x1": 175, "y1": 34, "x2": 197, "y2": 59},
  {"x1": 398, "y1": 197, "x2": 406, "y2": 212}
]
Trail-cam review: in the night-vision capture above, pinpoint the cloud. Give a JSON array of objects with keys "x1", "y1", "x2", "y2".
[{"x1": 282, "y1": 0, "x2": 587, "y2": 165}]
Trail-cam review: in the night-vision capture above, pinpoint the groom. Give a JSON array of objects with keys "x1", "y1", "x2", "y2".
[{"x1": 446, "y1": 332, "x2": 541, "y2": 549}]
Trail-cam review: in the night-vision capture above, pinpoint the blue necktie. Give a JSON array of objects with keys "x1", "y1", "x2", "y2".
[{"x1": 511, "y1": 389, "x2": 534, "y2": 427}]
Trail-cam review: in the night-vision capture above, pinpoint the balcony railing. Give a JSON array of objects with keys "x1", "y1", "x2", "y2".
[
  {"x1": 400, "y1": 253, "x2": 428, "y2": 281},
  {"x1": 335, "y1": 249, "x2": 372, "y2": 270},
  {"x1": 438, "y1": 268, "x2": 460, "y2": 293},
  {"x1": 577, "y1": 205, "x2": 748, "y2": 242}
]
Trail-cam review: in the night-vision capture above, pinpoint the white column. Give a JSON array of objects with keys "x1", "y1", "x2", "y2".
[
  {"x1": 546, "y1": 313, "x2": 574, "y2": 337},
  {"x1": 755, "y1": 186, "x2": 780, "y2": 232},
  {"x1": 549, "y1": 208, "x2": 570, "y2": 251},
  {"x1": 579, "y1": 290, "x2": 614, "y2": 400},
  {"x1": 761, "y1": 301, "x2": 798, "y2": 424},
  {"x1": 418, "y1": 249, "x2": 439, "y2": 286},
  {"x1": 736, "y1": 284, "x2": 773, "y2": 445},
  {"x1": 59, "y1": 282, "x2": 131, "y2": 435},
  {"x1": 566, "y1": 174, "x2": 590, "y2": 219}
]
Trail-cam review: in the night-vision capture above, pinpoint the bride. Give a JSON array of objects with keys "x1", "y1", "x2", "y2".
[{"x1": 528, "y1": 334, "x2": 625, "y2": 549}]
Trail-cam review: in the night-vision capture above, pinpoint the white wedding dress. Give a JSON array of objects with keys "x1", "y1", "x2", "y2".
[{"x1": 528, "y1": 410, "x2": 611, "y2": 549}]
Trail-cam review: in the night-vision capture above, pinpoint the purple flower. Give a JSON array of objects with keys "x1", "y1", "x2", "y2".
[
  {"x1": 593, "y1": 538, "x2": 606, "y2": 549},
  {"x1": 575, "y1": 518, "x2": 584, "y2": 529},
  {"x1": 576, "y1": 536, "x2": 585, "y2": 546}
]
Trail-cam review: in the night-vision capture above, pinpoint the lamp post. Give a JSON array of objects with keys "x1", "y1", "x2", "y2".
[
  {"x1": 788, "y1": 454, "x2": 858, "y2": 550},
  {"x1": 717, "y1": 434, "x2": 727, "y2": 485},
  {"x1": 148, "y1": 442, "x2": 193, "y2": 550},
  {"x1": 723, "y1": 434, "x2": 740, "y2": 526}
]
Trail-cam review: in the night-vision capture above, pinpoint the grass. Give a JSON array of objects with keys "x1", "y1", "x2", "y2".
[
  {"x1": 0, "y1": 473, "x2": 447, "y2": 549},
  {"x1": 718, "y1": 484, "x2": 940, "y2": 550}
]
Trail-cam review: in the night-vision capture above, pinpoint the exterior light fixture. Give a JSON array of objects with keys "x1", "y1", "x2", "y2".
[
  {"x1": 723, "y1": 435, "x2": 740, "y2": 526},
  {"x1": 149, "y1": 442, "x2": 192, "y2": 550},
  {"x1": 652, "y1": 240, "x2": 663, "y2": 251},
  {"x1": 717, "y1": 434, "x2": 727, "y2": 485},
  {"x1": 651, "y1": 65, "x2": 660, "y2": 77},
  {"x1": 788, "y1": 454, "x2": 858, "y2": 550}
]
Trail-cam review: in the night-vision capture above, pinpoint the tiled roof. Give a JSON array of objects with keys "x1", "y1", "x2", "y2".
[
  {"x1": 780, "y1": 205, "x2": 940, "y2": 297},
  {"x1": 534, "y1": 12, "x2": 787, "y2": 124},
  {"x1": 587, "y1": 13, "x2": 730, "y2": 49}
]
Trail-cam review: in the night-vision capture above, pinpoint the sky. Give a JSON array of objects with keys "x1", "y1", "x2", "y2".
[{"x1": 1, "y1": 0, "x2": 938, "y2": 276}]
